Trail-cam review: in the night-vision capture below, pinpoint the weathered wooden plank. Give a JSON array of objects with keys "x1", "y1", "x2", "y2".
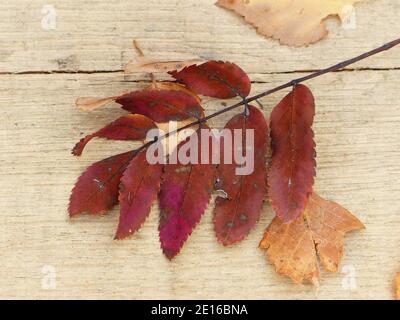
[
  {"x1": 0, "y1": 0, "x2": 399, "y2": 75},
  {"x1": 0, "y1": 69, "x2": 399, "y2": 299}
]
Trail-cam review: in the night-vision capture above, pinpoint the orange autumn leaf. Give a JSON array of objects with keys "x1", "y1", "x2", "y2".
[
  {"x1": 259, "y1": 192, "x2": 364, "y2": 285},
  {"x1": 217, "y1": 0, "x2": 362, "y2": 46}
]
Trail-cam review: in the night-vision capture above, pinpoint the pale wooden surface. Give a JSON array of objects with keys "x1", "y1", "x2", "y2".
[{"x1": 0, "y1": 0, "x2": 399, "y2": 300}]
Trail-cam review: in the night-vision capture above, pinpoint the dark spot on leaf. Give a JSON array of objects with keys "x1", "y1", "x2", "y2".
[
  {"x1": 93, "y1": 179, "x2": 105, "y2": 192},
  {"x1": 127, "y1": 192, "x2": 133, "y2": 206}
]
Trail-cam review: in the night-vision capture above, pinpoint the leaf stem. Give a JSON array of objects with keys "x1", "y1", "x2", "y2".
[{"x1": 141, "y1": 37, "x2": 400, "y2": 149}]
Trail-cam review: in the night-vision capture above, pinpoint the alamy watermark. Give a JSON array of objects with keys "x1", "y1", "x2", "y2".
[
  {"x1": 341, "y1": 5, "x2": 357, "y2": 30},
  {"x1": 341, "y1": 264, "x2": 357, "y2": 291},
  {"x1": 41, "y1": 265, "x2": 57, "y2": 290},
  {"x1": 146, "y1": 122, "x2": 256, "y2": 176},
  {"x1": 41, "y1": 5, "x2": 57, "y2": 30}
]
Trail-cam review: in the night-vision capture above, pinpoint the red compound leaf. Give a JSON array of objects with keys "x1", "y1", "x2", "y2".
[
  {"x1": 69, "y1": 151, "x2": 135, "y2": 216},
  {"x1": 158, "y1": 127, "x2": 216, "y2": 259},
  {"x1": 268, "y1": 84, "x2": 316, "y2": 222},
  {"x1": 115, "y1": 150, "x2": 163, "y2": 240},
  {"x1": 72, "y1": 114, "x2": 157, "y2": 156},
  {"x1": 214, "y1": 105, "x2": 268, "y2": 245},
  {"x1": 115, "y1": 89, "x2": 204, "y2": 123},
  {"x1": 169, "y1": 61, "x2": 251, "y2": 99}
]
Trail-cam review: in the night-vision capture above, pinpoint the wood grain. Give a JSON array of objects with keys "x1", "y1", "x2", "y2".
[{"x1": 0, "y1": 0, "x2": 399, "y2": 299}]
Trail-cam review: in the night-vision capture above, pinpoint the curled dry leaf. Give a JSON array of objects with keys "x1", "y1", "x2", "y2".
[
  {"x1": 69, "y1": 151, "x2": 135, "y2": 216},
  {"x1": 268, "y1": 84, "x2": 316, "y2": 222},
  {"x1": 217, "y1": 0, "x2": 362, "y2": 46},
  {"x1": 75, "y1": 96, "x2": 118, "y2": 111},
  {"x1": 169, "y1": 61, "x2": 251, "y2": 99},
  {"x1": 125, "y1": 56, "x2": 203, "y2": 74},
  {"x1": 72, "y1": 114, "x2": 157, "y2": 156},
  {"x1": 213, "y1": 105, "x2": 268, "y2": 245},
  {"x1": 115, "y1": 150, "x2": 163, "y2": 240},
  {"x1": 148, "y1": 82, "x2": 201, "y2": 104},
  {"x1": 158, "y1": 127, "x2": 216, "y2": 259},
  {"x1": 259, "y1": 192, "x2": 364, "y2": 285},
  {"x1": 116, "y1": 89, "x2": 204, "y2": 122}
]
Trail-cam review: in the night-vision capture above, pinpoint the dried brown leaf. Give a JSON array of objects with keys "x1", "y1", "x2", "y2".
[
  {"x1": 75, "y1": 96, "x2": 118, "y2": 111},
  {"x1": 217, "y1": 0, "x2": 362, "y2": 46},
  {"x1": 125, "y1": 57, "x2": 203, "y2": 74},
  {"x1": 259, "y1": 192, "x2": 364, "y2": 284},
  {"x1": 148, "y1": 82, "x2": 201, "y2": 103}
]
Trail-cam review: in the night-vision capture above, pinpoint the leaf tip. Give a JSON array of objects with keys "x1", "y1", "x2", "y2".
[
  {"x1": 68, "y1": 204, "x2": 81, "y2": 219},
  {"x1": 114, "y1": 225, "x2": 136, "y2": 241},
  {"x1": 71, "y1": 139, "x2": 86, "y2": 157},
  {"x1": 162, "y1": 248, "x2": 178, "y2": 260},
  {"x1": 114, "y1": 233, "x2": 124, "y2": 241}
]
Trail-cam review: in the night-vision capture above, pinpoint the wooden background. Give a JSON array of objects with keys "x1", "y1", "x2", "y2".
[{"x1": 0, "y1": 0, "x2": 399, "y2": 300}]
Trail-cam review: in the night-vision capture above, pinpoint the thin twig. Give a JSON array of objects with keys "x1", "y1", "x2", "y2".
[{"x1": 139, "y1": 37, "x2": 400, "y2": 149}]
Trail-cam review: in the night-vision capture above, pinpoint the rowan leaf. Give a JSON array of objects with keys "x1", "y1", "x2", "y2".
[
  {"x1": 259, "y1": 192, "x2": 364, "y2": 285},
  {"x1": 213, "y1": 105, "x2": 268, "y2": 245},
  {"x1": 169, "y1": 61, "x2": 251, "y2": 99},
  {"x1": 116, "y1": 89, "x2": 204, "y2": 122},
  {"x1": 75, "y1": 82, "x2": 201, "y2": 114},
  {"x1": 115, "y1": 150, "x2": 163, "y2": 240},
  {"x1": 72, "y1": 114, "x2": 157, "y2": 156},
  {"x1": 69, "y1": 151, "x2": 135, "y2": 216},
  {"x1": 217, "y1": 0, "x2": 362, "y2": 46},
  {"x1": 158, "y1": 127, "x2": 216, "y2": 259},
  {"x1": 268, "y1": 84, "x2": 316, "y2": 222}
]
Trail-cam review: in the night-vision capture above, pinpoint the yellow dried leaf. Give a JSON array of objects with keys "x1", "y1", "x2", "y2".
[
  {"x1": 259, "y1": 192, "x2": 364, "y2": 284},
  {"x1": 75, "y1": 96, "x2": 118, "y2": 111},
  {"x1": 217, "y1": 0, "x2": 362, "y2": 46},
  {"x1": 147, "y1": 82, "x2": 201, "y2": 103},
  {"x1": 125, "y1": 57, "x2": 203, "y2": 74}
]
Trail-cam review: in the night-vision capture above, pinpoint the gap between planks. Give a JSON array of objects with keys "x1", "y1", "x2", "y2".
[{"x1": 1, "y1": 67, "x2": 400, "y2": 78}]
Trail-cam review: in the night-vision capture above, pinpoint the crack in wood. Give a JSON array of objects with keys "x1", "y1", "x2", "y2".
[{"x1": 1, "y1": 67, "x2": 398, "y2": 78}]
